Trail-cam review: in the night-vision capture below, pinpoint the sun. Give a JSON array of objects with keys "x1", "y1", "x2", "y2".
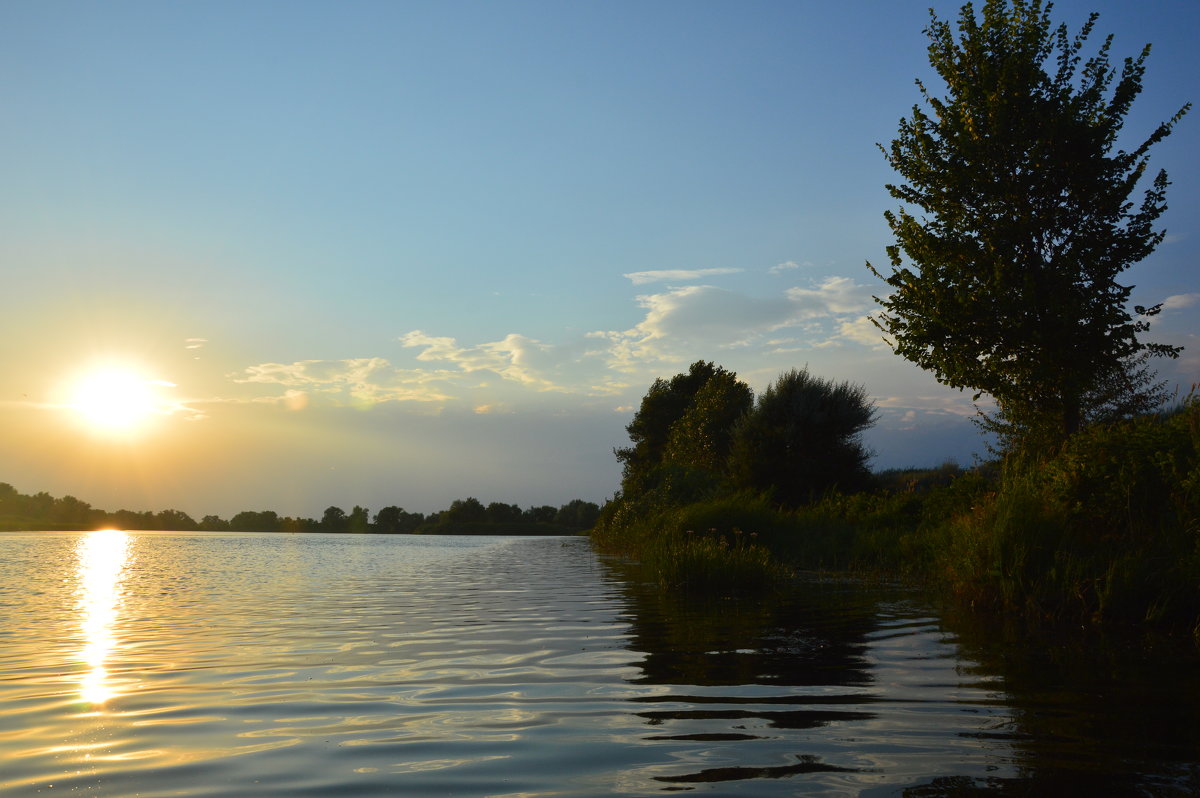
[{"x1": 68, "y1": 366, "x2": 173, "y2": 435}]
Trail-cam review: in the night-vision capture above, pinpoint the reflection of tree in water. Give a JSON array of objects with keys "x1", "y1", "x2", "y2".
[
  {"x1": 604, "y1": 558, "x2": 889, "y2": 786},
  {"x1": 605, "y1": 555, "x2": 1200, "y2": 796},
  {"x1": 903, "y1": 604, "x2": 1200, "y2": 797},
  {"x1": 614, "y1": 566, "x2": 879, "y2": 689}
]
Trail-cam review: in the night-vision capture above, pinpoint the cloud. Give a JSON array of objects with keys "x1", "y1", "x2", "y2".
[
  {"x1": 874, "y1": 394, "x2": 982, "y2": 417},
  {"x1": 227, "y1": 273, "x2": 896, "y2": 412},
  {"x1": 590, "y1": 277, "x2": 883, "y2": 369},
  {"x1": 184, "y1": 338, "x2": 208, "y2": 350},
  {"x1": 768, "y1": 260, "x2": 809, "y2": 274},
  {"x1": 623, "y1": 268, "x2": 742, "y2": 285},
  {"x1": 833, "y1": 314, "x2": 890, "y2": 349},
  {"x1": 786, "y1": 276, "x2": 874, "y2": 315},
  {"x1": 1162, "y1": 293, "x2": 1200, "y2": 311},
  {"x1": 232, "y1": 358, "x2": 454, "y2": 405},
  {"x1": 400, "y1": 331, "x2": 568, "y2": 391}
]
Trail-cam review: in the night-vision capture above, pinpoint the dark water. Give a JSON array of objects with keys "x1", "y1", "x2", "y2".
[{"x1": 0, "y1": 531, "x2": 1196, "y2": 796}]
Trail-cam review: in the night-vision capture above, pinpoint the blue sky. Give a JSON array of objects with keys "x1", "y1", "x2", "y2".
[{"x1": 1, "y1": 0, "x2": 1197, "y2": 518}]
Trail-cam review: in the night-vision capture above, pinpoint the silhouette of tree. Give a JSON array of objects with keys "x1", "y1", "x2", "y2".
[
  {"x1": 230, "y1": 510, "x2": 281, "y2": 532},
  {"x1": 869, "y1": 0, "x2": 1188, "y2": 450},
  {"x1": 321, "y1": 506, "x2": 348, "y2": 533},
  {"x1": 555, "y1": 499, "x2": 601, "y2": 530},
  {"x1": 486, "y1": 502, "x2": 523, "y2": 524},
  {"x1": 373, "y1": 505, "x2": 423, "y2": 533},
  {"x1": 728, "y1": 368, "x2": 876, "y2": 507},
  {"x1": 154, "y1": 509, "x2": 198, "y2": 530},
  {"x1": 348, "y1": 505, "x2": 370, "y2": 534},
  {"x1": 444, "y1": 497, "x2": 487, "y2": 524},
  {"x1": 524, "y1": 505, "x2": 558, "y2": 524},
  {"x1": 200, "y1": 514, "x2": 229, "y2": 531}
]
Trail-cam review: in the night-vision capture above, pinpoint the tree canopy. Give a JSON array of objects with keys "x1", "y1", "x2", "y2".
[
  {"x1": 728, "y1": 368, "x2": 876, "y2": 506},
  {"x1": 615, "y1": 361, "x2": 747, "y2": 498},
  {"x1": 612, "y1": 363, "x2": 876, "y2": 510},
  {"x1": 868, "y1": 0, "x2": 1188, "y2": 449}
]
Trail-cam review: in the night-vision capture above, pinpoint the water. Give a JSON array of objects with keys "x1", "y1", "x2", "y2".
[{"x1": 1, "y1": 531, "x2": 1197, "y2": 796}]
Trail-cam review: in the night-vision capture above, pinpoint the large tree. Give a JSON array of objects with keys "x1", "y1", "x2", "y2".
[
  {"x1": 868, "y1": 0, "x2": 1188, "y2": 449},
  {"x1": 727, "y1": 368, "x2": 876, "y2": 507}
]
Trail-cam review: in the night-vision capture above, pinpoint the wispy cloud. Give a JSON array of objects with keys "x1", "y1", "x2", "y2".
[
  {"x1": 1162, "y1": 293, "x2": 1200, "y2": 311},
  {"x1": 232, "y1": 358, "x2": 454, "y2": 405},
  {"x1": 184, "y1": 338, "x2": 208, "y2": 350},
  {"x1": 400, "y1": 331, "x2": 567, "y2": 390},
  {"x1": 768, "y1": 260, "x2": 809, "y2": 274},
  {"x1": 229, "y1": 274, "x2": 895, "y2": 411},
  {"x1": 623, "y1": 268, "x2": 742, "y2": 285},
  {"x1": 874, "y1": 394, "x2": 982, "y2": 417},
  {"x1": 590, "y1": 277, "x2": 883, "y2": 369}
]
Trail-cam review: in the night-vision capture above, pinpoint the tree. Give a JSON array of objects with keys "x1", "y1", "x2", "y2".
[
  {"x1": 321, "y1": 506, "x2": 348, "y2": 533},
  {"x1": 374, "y1": 506, "x2": 423, "y2": 534},
  {"x1": 728, "y1": 368, "x2": 876, "y2": 507},
  {"x1": 443, "y1": 497, "x2": 487, "y2": 524},
  {"x1": 616, "y1": 361, "x2": 750, "y2": 500},
  {"x1": 868, "y1": 0, "x2": 1188, "y2": 449},
  {"x1": 199, "y1": 514, "x2": 229, "y2": 531},
  {"x1": 348, "y1": 505, "x2": 370, "y2": 534},
  {"x1": 662, "y1": 370, "x2": 754, "y2": 473},
  {"x1": 524, "y1": 505, "x2": 558, "y2": 524},
  {"x1": 154, "y1": 509, "x2": 198, "y2": 531},
  {"x1": 555, "y1": 499, "x2": 601, "y2": 530},
  {"x1": 486, "y1": 502, "x2": 523, "y2": 524},
  {"x1": 230, "y1": 510, "x2": 281, "y2": 532}
]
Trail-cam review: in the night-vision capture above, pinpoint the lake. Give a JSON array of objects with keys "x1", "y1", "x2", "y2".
[{"x1": 1, "y1": 531, "x2": 1197, "y2": 796}]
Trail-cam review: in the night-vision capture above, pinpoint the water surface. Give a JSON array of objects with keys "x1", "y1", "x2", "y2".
[{"x1": 1, "y1": 531, "x2": 1196, "y2": 796}]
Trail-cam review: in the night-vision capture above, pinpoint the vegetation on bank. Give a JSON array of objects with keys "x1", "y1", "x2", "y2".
[
  {"x1": 593, "y1": 395, "x2": 1200, "y2": 629},
  {"x1": 0, "y1": 486, "x2": 599, "y2": 536}
]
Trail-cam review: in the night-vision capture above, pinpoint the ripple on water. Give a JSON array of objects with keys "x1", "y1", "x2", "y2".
[{"x1": 2, "y1": 532, "x2": 1198, "y2": 796}]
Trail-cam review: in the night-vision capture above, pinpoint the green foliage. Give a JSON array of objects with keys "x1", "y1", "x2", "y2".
[
  {"x1": 869, "y1": 0, "x2": 1188, "y2": 448},
  {"x1": 928, "y1": 402, "x2": 1200, "y2": 624},
  {"x1": 590, "y1": 494, "x2": 791, "y2": 592},
  {"x1": 661, "y1": 370, "x2": 753, "y2": 473},
  {"x1": 616, "y1": 361, "x2": 748, "y2": 498},
  {"x1": 347, "y1": 505, "x2": 370, "y2": 534},
  {"x1": 727, "y1": 367, "x2": 876, "y2": 507},
  {"x1": 641, "y1": 528, "x2": 789, "y2": 594}
]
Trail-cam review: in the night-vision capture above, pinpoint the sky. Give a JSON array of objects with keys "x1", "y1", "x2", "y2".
[{"x1": 1, "y1": 0, "x2": 1197, "y2": 519}]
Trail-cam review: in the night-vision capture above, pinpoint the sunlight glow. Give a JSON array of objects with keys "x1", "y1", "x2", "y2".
[
  {"x1": 68, "y1": 367, "x2": 175, "y2": 435},
  {"x1": 76, "y1": 529, "x2": 131, "y2": 705}
]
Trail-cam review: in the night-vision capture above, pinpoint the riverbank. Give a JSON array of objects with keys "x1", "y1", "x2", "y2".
[{"x1": 591, "y1": 400, "x2": 1200, "y2": 635}]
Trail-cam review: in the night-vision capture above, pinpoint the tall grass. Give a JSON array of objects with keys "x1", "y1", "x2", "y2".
[{"x1": 590, "y1": 494, "x2": 791, "y2": 592}]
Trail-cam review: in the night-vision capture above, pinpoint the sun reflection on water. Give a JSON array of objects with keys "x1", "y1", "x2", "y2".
[{"x1": 76, "y1": 529, "x2": 131, "y2": 705}]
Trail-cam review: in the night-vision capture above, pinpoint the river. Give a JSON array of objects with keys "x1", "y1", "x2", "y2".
[{"x1": 0, "y1": 531, "x2": 1196, "y2": 796}]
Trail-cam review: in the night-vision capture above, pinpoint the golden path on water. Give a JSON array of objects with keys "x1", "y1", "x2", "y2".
[{"x1": 75, "y1": 530, "x2": 130, "y2": 706}]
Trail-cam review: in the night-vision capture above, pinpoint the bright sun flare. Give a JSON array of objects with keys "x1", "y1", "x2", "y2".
[{"x1": 69, "y1": 367, "x2": 172, "y2": 434}]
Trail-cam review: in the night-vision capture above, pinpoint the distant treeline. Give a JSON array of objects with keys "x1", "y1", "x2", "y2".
[{"x1": 0, "y1": 484, "x2": 600, "y2": 536}]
